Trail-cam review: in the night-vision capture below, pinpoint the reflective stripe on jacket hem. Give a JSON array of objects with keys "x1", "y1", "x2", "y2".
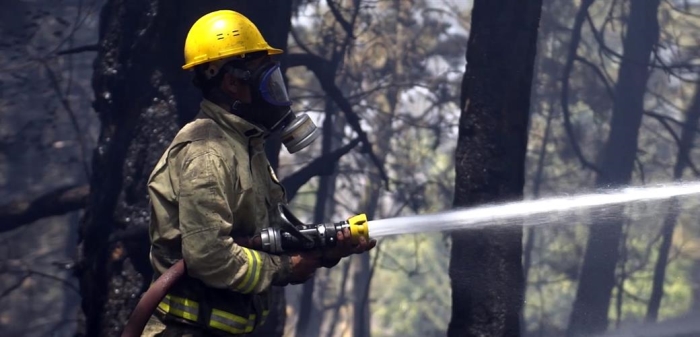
[
  {"x1": 157, "y1": 294, "x2": 269, "y2": 334},
  {"x1": 158, "y1": 294, "x2": 199, "y2": 322}
]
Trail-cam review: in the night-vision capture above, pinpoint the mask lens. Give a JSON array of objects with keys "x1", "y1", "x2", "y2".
[{"x1": 259, "y1": 65, "x2": 292, "y2": 106}]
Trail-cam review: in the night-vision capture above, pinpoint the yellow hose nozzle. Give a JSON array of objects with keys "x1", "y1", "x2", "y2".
[{"x1": 346, "y1": 213, "x2": 369, "y2": 244}]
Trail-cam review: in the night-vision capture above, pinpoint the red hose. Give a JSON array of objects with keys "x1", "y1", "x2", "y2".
[
  {"x1": 120, "y1": 259, "x2": 186, "y2": 337},
  {"x1": 120, "y1": 237, "x2": 259, "y2": 336}
]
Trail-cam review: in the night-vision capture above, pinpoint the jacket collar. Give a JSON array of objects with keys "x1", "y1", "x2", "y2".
[{"x1": 199, "y1": 99, "x2": 266, "y2": 144}]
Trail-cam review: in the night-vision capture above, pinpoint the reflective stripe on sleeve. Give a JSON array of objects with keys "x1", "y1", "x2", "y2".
[{"x1": 237, "y1": 248, "x2": 262, "y2": 294}]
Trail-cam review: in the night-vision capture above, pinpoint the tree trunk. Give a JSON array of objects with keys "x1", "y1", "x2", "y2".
[
  {"x1": 75, "y1": 2, "x2": 292, "y2": 336},
  {"x1": 523, "y1": 100, "x2": 554, "y2": 284},
  {"x1": 447, "y1": 0, "x2": 542, "y2": 336},
  {"x1": 296, "y1": 97, "x2": 340, "y2": 337},
  {"x1": 352, "y1": 186, "x2": 379, "y2": 337},
  {"x1": 691, "y1": 260, "x2": 700, "y2": 312},
  {"x1": 645, "y1": 82, "x2": 700, "y2": 322},
  {"x1": 349, "y1": 79, "x2": 396, "y2": 337},
  {"x1": 567, "y1": 1, "x2": 661, "y2": 336}
]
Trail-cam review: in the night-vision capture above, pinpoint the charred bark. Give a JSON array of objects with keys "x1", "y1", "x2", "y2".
[
  {"x1": 646, "y1": 82, "x2": 700, "y2": 322},
  {"x1": 447, "y1": 0, "x2": 542, "y2": 336},
  {"x1": 76, "y1": 1, "x2": 293, "y2": 336},
  {"x1": 567, "y1": 1, "x2": 662, "y2": 336}
]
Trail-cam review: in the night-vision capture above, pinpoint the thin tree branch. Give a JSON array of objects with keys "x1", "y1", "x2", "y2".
[
  {"x1": 665, "y1": 0, "x2": 700, "y2": 18},
  {"x1": 328, "y1": 0, "x2": 361, "y2": 65},
  {"x1": 287, "y1": 53, "x2": 391, "y2": 189},
  {"x1": 281, "y1": 138, "x2": 361, "y2": 200},
  {"x1": 585, "y1": 13, "x2": 625, "y2": 63},
  {"x1": 647, "y1": 113, "x2": 700, "y2": 176},
  {"x1": 5, "y1": 268, "x2": 80, "y2": 294},
  {"x1": 0, "y1": 185, "x2": 89, "y2": 233},
  {"x1": 0, "y1": 274, "x2": 30, "y2": 299},
  {"x1": 574, "y1": 55, "x2": 615, "y2": 100},
  {"x1": 644, "y1": 111, "x2": 700, "y2": 133},
  {"x1": 326, "y1": 0, "x2": 355, "y2": 41},
  {"x1": 290, "y1": 27, "x2": 319, "y2": 57},
  {"x1": 560, "y1": 0, "x2": 602, "y2": 174},
  {"x1": 56, "y1": 43, "x2": 99, "y2": 55}
]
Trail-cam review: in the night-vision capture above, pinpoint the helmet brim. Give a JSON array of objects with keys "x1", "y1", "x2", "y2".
[{"x1": 182, "y1": 47, "x2": 284, "y2": 70}]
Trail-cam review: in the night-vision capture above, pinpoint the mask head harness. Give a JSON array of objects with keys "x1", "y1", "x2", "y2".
[{"x1": 194, "y1": 53, "x2": 320, "y2": 154}]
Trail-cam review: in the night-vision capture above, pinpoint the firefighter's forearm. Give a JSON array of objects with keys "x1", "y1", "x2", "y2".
[
  {"x1": 182, "y1": 228, "x2": 291, "y2": 293},
  {"x1": 232, "y1": 232, "x2": 294, "y2": 287}
]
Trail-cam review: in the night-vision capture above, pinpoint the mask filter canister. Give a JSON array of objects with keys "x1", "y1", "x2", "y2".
[{"x1": 280, "y1": 113, "x2": 320, "y2": 153}]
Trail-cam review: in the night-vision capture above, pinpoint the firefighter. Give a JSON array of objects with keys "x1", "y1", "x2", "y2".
[{"x1": 142, "y1": 10, "x2": 376, "y2": 337}]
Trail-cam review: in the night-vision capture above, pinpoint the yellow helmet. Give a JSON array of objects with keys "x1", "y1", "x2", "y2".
[{"x1": 182, "y1": 10, "x2": 283, "y2": 70}]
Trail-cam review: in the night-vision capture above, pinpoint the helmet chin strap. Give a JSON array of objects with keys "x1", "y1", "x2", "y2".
[
  {"x1": 230, "y1": 100, "x2": 261, "y2": 128},
  {"x1": 204, "y1": 85, "x2": 262, "y2": 130}
]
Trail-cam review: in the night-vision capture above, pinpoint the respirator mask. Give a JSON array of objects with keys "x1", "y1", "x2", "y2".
[{"x1": 231, "y1": 60, "x2": 320, "y2": 154}]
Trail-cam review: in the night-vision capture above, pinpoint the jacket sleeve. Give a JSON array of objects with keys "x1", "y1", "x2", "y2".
[{"x1": 178, "y1": 151, "x2": 293, "y2": 294}]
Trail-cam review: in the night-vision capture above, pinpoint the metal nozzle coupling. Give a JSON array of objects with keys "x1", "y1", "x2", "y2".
[
  {"x1": 260, "y1": 227, "x2": 283, "y2": 253},
  {"x1": 258, "y1": 203, "x2": 371, "y2": 254}
]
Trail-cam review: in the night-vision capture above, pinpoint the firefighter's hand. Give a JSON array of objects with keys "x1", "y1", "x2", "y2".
[
  {"x1": 288, "y1": 251, "x2": 322, "y2": 284},
  {"x1": 325, "y1": 228, "x2": 377, "y2": 261}
]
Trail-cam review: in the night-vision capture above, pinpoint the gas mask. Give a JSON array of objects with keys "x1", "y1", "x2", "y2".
[{"x1": 231, "y1": 61, "x2": 320, "y2": 154}]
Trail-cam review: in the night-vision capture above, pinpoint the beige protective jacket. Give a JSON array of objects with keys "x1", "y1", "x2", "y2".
[{"x1": 146, "y1": 99, "x2": 292, "y2": 334}]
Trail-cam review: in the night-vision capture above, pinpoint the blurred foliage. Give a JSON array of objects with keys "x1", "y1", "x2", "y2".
[{"x1": 283, "y1": 0, "x2": 700, "y2": 336}]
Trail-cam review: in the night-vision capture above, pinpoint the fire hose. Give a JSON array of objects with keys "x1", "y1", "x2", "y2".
[{"x1": 120, "y1": 203, "x2": 369, "y2": 337}]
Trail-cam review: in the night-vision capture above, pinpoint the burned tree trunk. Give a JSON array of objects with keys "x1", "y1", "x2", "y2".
[
  {"x1": 447, "y1": 0, "x2": 542, "y2": 336},
  {"x1": 567, "y1": 1, "x2": 661, "y2": 336},
  {"x1": 76, "y1": 2, "x2": 199, "y2": 336},
  {"x1": 75, "y1": 1, "x2": 292, "y2": 336}
]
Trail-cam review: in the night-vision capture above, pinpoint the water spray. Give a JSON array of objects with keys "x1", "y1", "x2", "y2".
[
  {"x1": 367, "y1": 181, "x2": 700, "y2": 238},
  {"x1": 241, "y1": 181, "x2": 700, "y2": 255},
  {"x1": 236, "y1": 181, "x2": 700, "y2": 255}
]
